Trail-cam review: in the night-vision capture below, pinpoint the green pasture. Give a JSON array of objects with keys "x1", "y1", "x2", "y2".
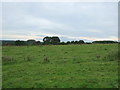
[{"x1": 2, "y1": 44, "x2": 118, "y2": 88}]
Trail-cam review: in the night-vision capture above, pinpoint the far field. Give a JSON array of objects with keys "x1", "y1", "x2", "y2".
[{"x1": 2, "y1": 44, "x2": 118, "y2": 88}]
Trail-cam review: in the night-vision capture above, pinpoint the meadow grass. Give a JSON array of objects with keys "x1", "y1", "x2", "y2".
[{"x1": 2, "y1": 44, "x2": 118, "y2": 88}]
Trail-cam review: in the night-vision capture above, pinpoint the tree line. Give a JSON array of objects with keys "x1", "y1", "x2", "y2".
[{"x1": 1, "y1": 36, "x2": 118, "y2": 46}]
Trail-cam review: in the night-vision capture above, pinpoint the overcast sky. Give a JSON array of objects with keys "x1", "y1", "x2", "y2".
[{"x1": 2, "y1": 2, "x2": 118, "y2": 42}]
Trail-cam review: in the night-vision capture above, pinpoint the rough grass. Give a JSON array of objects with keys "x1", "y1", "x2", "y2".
[{"x1": 2, "y1": 44, "x2": 118, "y2": 88}]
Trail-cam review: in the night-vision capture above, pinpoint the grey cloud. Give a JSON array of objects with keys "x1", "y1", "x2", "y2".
[{"x1": 2, "y1": 2, "x2": 118, "y2": 41}]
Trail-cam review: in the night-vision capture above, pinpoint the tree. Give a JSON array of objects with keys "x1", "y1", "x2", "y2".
[
  {"x1": 51, "y1": 36, "x2": 60, "y2": 45},
  {"x1": 27, "y1": 39, "x2": 36, "y2": 45},
  {"x1": 36, "y1": 41, "x2": 41, "y2": 45},
  {"x1": 43, "y1": 36, "x2": 60, "y2": 45},
  {"x1": 74, "y1": 41, "x2": 79, "y2": 44},
  {"x1": 78, "y1": 40, "x2": 85, "y2": 44},
  {"x1": 43, "y1": 36, "x2": 51, "y2": 45},
  {"x1": 15, "y1": 40, "x2": 26, "y2": 46},
  {"x1": 66, "y1": 41, "x2": 70, "y2": 44},
  {"x1": 86, "y1": 42, "x2": 92, "y2": 44},
  {"x1": 60, "y1": 42, "x2": 66, "y2": 45},
  {"x1": 71, "y1": 41, "x2": 75, "y2": 44},
  {"x1": 92, "y1": 41, "x2": 118, "y2": 44}
]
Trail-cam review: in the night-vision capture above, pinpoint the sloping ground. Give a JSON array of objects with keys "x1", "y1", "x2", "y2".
[{"x1": 2, "y1": 44, "x2": 118, "y2": 88}]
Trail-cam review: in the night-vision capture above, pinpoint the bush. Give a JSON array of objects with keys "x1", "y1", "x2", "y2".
[
  {"x1": 2, "y1": 56, "x2": 15, "y2": 64},
  {"x1": 104, "y1": 50, "x2": 118, "y2": 61}
]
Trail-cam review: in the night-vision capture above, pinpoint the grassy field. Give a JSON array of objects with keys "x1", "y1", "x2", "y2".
[{"x1": 2, "y1": 44, "x2": 118, "y2": 88}]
